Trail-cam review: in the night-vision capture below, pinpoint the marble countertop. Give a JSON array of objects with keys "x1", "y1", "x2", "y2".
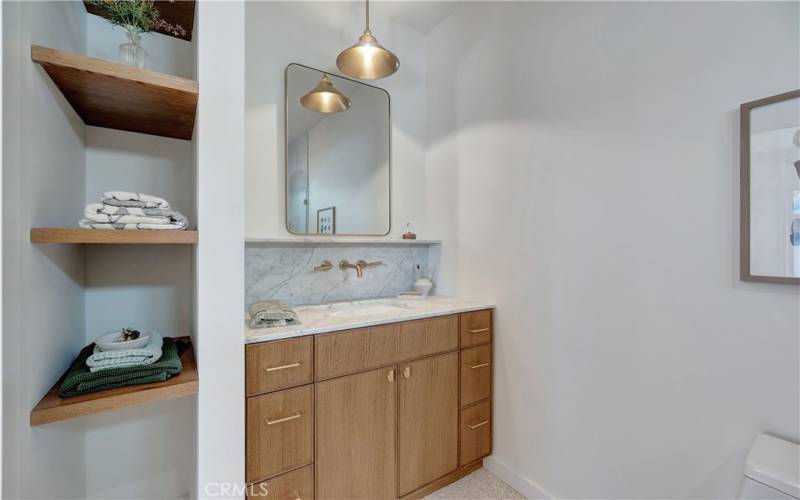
[{"x1": 245, "y1": 296, "x2": 495, "y2": 344}]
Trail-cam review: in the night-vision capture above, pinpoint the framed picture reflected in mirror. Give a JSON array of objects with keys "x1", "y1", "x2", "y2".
[{"x1": 317, "y1": 206, "x2": 336, "y2": 235}]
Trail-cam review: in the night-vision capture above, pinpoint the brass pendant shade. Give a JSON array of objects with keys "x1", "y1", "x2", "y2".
[
  {"x1": 300, "y1": 74, "x2": 351, "y2": 114},
  {"x1": 336, "y1": 0, "x2": 399, "y2": 80}
]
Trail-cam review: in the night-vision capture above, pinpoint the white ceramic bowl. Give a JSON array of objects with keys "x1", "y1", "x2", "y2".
[{"x1": 95, "y1": 330, "x2": 152, "y2": 351}]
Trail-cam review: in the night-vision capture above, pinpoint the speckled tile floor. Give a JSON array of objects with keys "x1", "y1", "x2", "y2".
[{"x1": 424, "y1": 468, "x2": 525, "y2": 499}]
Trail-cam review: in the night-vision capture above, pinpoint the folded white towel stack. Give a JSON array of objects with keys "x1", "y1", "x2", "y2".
[
  {"x1": 86, "y1": 331, "x2": 164, "y2": 372},
  {"x1": 79, "y1": 191, "x2": 189, "y2": 231}
]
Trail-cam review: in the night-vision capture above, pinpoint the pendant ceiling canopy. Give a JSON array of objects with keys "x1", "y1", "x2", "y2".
[
  {"x1": 300, "y1": 74, "x2": 351, "y2": 114},
  {"x1": 336, "y1": 0, "x2": 399, "y2": 80}
]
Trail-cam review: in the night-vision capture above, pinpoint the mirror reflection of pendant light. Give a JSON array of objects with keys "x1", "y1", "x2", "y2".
[
  {"x1": 336, "y1": 0, "x2": 399, "y2": 80},
  {"x1": 300, "y1": 74, "x2": 351, "y2": 113}
]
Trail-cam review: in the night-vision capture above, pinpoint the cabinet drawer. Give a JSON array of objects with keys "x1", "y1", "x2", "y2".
[
  {"x1": 315, "y1": 323, "x2": 400, "y2": 380},
  {"x1": 246, "y1": 337, "x2": 313, "y2": 396},
  {"x1": 247, "y1": 465, "x2": 313, "y2": 500},
  {"x1": 398, "y1": 315, "x2": 459, "y2": 361},
  {"x1": 246, "y1": 385, "x2": 313, "y2": 482},
  {"x1": 460, "y1": 310, "x2": 492, "y2": 347},
  {"x1": 460, "y1": 400, "x2": 492, "y2": 466},
  {"x1": 460, "y1": 344, "x2": 492, "y2": 407}
]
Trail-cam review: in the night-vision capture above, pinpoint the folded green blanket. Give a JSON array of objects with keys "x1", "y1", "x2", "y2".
[{"x1": 59, "y1": 337, "x2": 182, "y2": 398}]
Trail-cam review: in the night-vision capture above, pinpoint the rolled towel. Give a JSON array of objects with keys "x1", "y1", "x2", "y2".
[
  {"x1": 102, "y1": 191, "x2": 171, "y2": 209},
  {"x1": 83, "y1": 203, "x2": 189, "y2": 229},
  {"x1": 86, "y1": 331, "x2": 163, "y2": 372},
  {"x1": 249, "y1": 300, "x2": 301, "y2": 329}
]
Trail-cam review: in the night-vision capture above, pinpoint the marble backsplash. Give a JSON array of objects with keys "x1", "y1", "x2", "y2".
[{"x1": 245, "y1": 243, "x2": 432, "y2": 308}]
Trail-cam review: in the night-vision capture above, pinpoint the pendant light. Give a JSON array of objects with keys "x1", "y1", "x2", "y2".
[
  {"x1": 300, "y1": 74, "x2": 351, "y2": 114},
  {"x1": 336, "y1": 0, "x2": 399, "y2": 80}
]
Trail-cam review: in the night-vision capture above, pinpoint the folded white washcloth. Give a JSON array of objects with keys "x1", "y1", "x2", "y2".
[
  {"x1": 86, "y1": 331, "x2": 164, "y2": 372},
  {"x1": 248, "y1": 300, "x2": 301, "y2": 329},
  {"x1": 102, "y1": 191, "x2": 171, "y2": 209}
]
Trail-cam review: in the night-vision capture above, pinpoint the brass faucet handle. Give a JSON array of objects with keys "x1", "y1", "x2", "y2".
[
  {"x1": 313, "y1": 260, "x2": 333, "y2": 272},
  {"x1": 339, "y1": 259, "x2": 355, "y2": 271},
  {"x1": 357, "y1": 260, "x2": 383, "y2": 268}
]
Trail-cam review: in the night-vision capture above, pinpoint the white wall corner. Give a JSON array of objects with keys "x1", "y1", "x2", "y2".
[
  {"x1": 195, "y1": 1, "x2": 246, "y2": 498},
  {"x1": 484, "y1": 456, "x2": 556, "y2": 500}
]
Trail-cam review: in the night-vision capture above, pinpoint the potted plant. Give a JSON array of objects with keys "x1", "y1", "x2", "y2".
[{"x1": 86, "y1": 0, "x2": 186, "y2": 69}]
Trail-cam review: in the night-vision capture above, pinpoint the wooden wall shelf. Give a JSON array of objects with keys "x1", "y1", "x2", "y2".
[
  {"x1": 84, "y1": 1, "x2": 196, "y2": 42},
  {"x1": 31, "y1": 45, "x2": 198, "y2": 140},
  {"x1": 31, "y1": 228, "x2": 198, "y2": 245},
  {"x1": 31, "y1": 337, "x2": 198, "y2": 426}
]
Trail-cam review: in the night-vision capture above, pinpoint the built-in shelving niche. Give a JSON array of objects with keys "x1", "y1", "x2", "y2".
[{"x1": 29, "y1": 43, "x2": 199, "y2": 425}]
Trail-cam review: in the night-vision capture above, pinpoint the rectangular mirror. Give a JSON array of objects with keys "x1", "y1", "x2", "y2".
[
  {"x1": 285, "y1": 63, "x2": 391, "y2": 236},
  {"x1": 741, "y1": 89, "x2": 800, "y2": 284}
]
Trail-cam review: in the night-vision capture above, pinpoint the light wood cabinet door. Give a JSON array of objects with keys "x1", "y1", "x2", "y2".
[
  {"x1": 460, "y1": 344, "x2": 492, "y2": 408},
  {"x1": 315, "y1": 324, "x2": 400, "y2": 380},
  {"x1": 460, "y1": 310, "x2": 492, "y2": 347},
  {"x1": 247, "y1": 465, "x2": 313, "y2": 500},
  {"x1": 397, "y1": 352, "x2": 459, "y2": 496},
  {"x1": 246, "y1": 337, "x2": 313, "y2": 396},
  {"x1": 246, "y1": 385, "x2": 314, "y2": 482},
  {"x1": 316, "y1": 367, "x2": 397, "y2": 500},
  {"x1": 398, "y1": 315, "x2": 459, "y2": 361},
  {"x1": 460, "y1": 401, "x2": 492, "y2": 466}
]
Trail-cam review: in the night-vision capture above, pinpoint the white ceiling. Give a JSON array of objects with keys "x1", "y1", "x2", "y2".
[
  {"x1": 284, "y1": 1, "x2": 463, "y2": 35},
  {"x1": 376, "y1": 2, "x2": 462, "y2": 34}
]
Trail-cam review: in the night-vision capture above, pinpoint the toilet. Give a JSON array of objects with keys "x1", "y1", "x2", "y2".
[{"x1": 738, "y1": 434, "x2": 799, "y2": 499}]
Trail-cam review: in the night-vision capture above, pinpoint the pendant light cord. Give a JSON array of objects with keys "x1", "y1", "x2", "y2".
[{"x1": 365, "y1": 0, "x2": 370, "y2": 32}]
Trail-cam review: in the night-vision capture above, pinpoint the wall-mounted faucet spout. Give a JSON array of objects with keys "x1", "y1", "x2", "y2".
[{"x1": 339, "y1": 259, "x2": 383, "y2": 278}]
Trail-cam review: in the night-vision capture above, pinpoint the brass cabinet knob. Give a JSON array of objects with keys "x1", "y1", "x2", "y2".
[{"x1": 403, "y1": 366, "x2": 411, "y2": 378}]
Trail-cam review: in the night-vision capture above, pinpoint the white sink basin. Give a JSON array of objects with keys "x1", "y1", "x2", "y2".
[{"x1": 329, "y1": 300, "x2": 411, "y2": 318}]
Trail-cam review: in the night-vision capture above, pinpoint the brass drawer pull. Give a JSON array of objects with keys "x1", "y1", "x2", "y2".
[
  {"x1": 264, "y1": 362, "x2": 301, "y2": 372},
  {"x1": 468, "y1": 420, "x2": 489, "y2": 430},
  {"x1": 469, "y1": 362, "x2": 490, "y2": 369},
  {"x1": 387, "y1": 369, "x2": 395, "y2": 382},
  {"x1": 403, "y1": 366, "x2": 411, "y2": 378},
  {"x1": 265, "y1": 412, "x2": 301, "y2": 425},
  {"x1": 468, "y1": 328, "x2": 490, "y2": 333}
]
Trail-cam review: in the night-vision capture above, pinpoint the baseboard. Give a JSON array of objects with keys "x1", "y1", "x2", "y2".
[{"x1": 484, "y1": 456, "x2": 555, "y2": 500}]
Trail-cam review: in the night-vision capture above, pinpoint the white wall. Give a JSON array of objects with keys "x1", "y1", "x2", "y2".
[
  {"x1": 86, "y1": 13, "x2": 194, "y2": 79},
  {"x1": 195, "y1": 2, "x2": 245, "y2": 498},
  {"x1": 245, "y1": 1, "x2": 428, "y2": 239},
  {"x1": 426, "y1": 2, "x2": 800, "y2": 498},
  {"x1": 2, "y1": 2, "x2": 87, "y2": 498},
  {"x1": 1, "y1": 3, "x2": 4, "y2": 494},
  {"x1": 81, "y1": 14, "x2": 196, "y2": 500}
]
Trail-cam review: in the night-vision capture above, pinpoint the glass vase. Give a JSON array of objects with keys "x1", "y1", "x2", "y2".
[{"x1": 119, "y1": 30, "x2": 148, "y2": 69}]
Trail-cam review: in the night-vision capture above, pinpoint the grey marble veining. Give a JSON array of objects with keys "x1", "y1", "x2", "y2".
[
  {"x1": 245, "y1": 296, "x2": 496, "y2": 343},
  {"x1": 245, "y1": 243, "x2": 431, "y2": 308}
]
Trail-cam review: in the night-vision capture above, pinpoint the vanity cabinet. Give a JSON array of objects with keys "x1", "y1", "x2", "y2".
[
  {"x1": 245, "y1": 309, "x2": 493, "y2": 500},
  {"x1": 316, "y1": 367, "x2": 397, "y2": 499},
  {"x1": 397, "y1": 351, "x2": 459, "y2": 496}
]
